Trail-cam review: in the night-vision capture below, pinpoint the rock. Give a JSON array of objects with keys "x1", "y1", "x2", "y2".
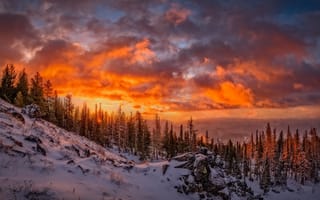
[
  {"x1": 287, "y1": 187, "x2": 295, "y2": 192},
  {"x1": 10, "y1": 112, "x2": 25, "y2": 124},
  {"x1": 25, "y1": 189, "x2": 55, "y2": 200},
  {"x1": 199, "y1": 193, "x2": 205, "y2": 199},
  {"x1": 199, "y1": 147, "x2": 208, "y2": 155},
  {"x1": 11, "y1": 149, "x2": 27, "y2": 157},
  {"x1": 162, "y1": 164, "x2": 169, "y2": 175},
  {"x1": 174, "y1": 152, "x2": 257, "y2": 200},
  {"x1": 174, "y1": 154, "x2": 195, "y2": 170},
  {"x1": 77, "y1": 165, "x2": 90, "y2": 174},
  {"x1": 175, "y1": 160, "x2": 194, "y2": 170},
  {"x1": 193, "y1": 154, "x2": 211, "y2": 184},
  {"x1": 14, "y1": 140, "x2": 23, "y2": 147},
  {"x1": 25, "y1": 135, "x2": 42, "y2": 144},
  {"x1": 21, "y1": 104, "x2": 41, "y2": 118},
  {"x1": 84, "y1": 149, "x2": 90, "y2": 157},
  {"x1": 173, "y1": 152, "x2": 194, "y2": 161},
  {"x1": 67, "y1": 160, "x2": 75, "y2": 165},
  {"x1": 36, "y1": 143, "x2": 46, "y2": 156},
  {"x1": 6, "y1": 136, "x2": 23, "y2": 147}
]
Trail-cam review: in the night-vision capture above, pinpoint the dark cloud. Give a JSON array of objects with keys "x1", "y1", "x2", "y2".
[
  {"x1": 0, "y1": 0, "x2": 319, "y2": 112},
  {"x1": 0, "y1": 13, "x2": 40, "y2": 65}
]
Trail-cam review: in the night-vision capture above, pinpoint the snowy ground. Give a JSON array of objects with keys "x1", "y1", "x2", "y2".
[
  {"x1": 0, "y1": 99, "x2": 319, "y2": 200},
  {"x1": 0, "y1": 100, "x2": 194, "y2": 200}
]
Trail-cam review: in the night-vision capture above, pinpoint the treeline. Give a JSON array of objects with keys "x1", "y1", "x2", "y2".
[{"x1": 209, "y1": 123, "x2": 320, "y2": 192}]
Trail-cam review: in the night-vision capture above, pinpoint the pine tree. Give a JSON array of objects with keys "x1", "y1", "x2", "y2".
[
  {"x1": 142, "y1": 120, "x2": 151, "y2": 160},
  {"x1": 297, "y1": 150, "x2": 310, "y2": 185},
  {"x1": 152, "y1": 114, "x2": 161, "y2": 159},
  {"x1": 16, "y1": 68, "x2": 29, "y2": 106},
  {"x1": 53, "y1": 90, "x2": 64, "y2": 126},
  {"x1": 127, "y1": 113, "x2": 136, "y2": 153},
  {"x1": 274, "y1": 131, "x2": 286, "y2": 186},
  {"x1": 43, "y1": 80, "x2": 54, "y2": 121},
  {"x1": 136, "y1": 111, "x2": 144, "y2": 159},
  {"x1": 64, "y1": 94, "x2": 74, "y2": 131},
  {"x1": 73, "y1": 106, "x2": 80, "y2": 133},
  {"x1": 162, "y1": 120, "x2": 170, "y2": 157},
  {"x1": 14, "y1": 91, "x2": 24, "y2": 107},
  {"x1": 30, "y1": 72, "x2": 45, "y2": 112},
  {"x1": 293, "y1": 129, "x2": 300, "y2": 180},
  {"x1": 243, "y1": 143, "x2": 250, "y2": 178},
  {"x1": 188, "y1": 117, "x2": 197, "y2": 151},
  {"x1": 205, "y1": 130, "x2": 209, "y2": 147},
  {"x1": 119, "y1": 109, "x2": 126, "y2": 151},
  {"x1": 264, "y1": 123, "x2": 273, "y2": 160},
  {"x1": 260, "y1": 157, "x2": 271, "y2": 193},
  {"x1": 283, "y1": 126, "x2": 293, "y2": 176},
  {"x1": 0, "y1": 64, "x2": 17, "y2": 102},
  {"x1": 254, "y1": 132, "x2": 264, "y2": 180},
  {"x1": 168, "y1": 123, "x2": 176, "y2": 158}
]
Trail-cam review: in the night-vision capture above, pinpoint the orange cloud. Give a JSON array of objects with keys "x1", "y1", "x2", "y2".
[
  {"x1": 88, "y1": 38, "x2": 156, "y2": 67},
  {"x1": 165, "y1": 4, "x2": 191, "y2": 25},
  {"x1": 205, "y1": 81, "x2": 254, "y2": 107}
]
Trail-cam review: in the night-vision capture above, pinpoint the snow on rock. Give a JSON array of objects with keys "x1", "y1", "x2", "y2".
[
  {"x1": 21, "y1": 104, "x2": 41, "y2": 118},
  {"x1": 174, "y1": 152, "x2": 266, "y2": 200}
]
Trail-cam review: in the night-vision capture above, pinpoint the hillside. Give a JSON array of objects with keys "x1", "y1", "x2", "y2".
[{"x1": 0, "y1": 99, "x2": 319, "y2": 200}]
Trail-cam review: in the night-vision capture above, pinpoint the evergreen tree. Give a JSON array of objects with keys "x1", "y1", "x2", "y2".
[
  {"x1": 14, "y1": 91, "x2": 24, "y2": 107},
  {"x1": 274, "y1": 131, "x2": 286, "y2": 186},
  {"x1": 80, "y1": 102, "x2": 89, "y2": 138},
  {"x1": 53, "y1": 90, "x2": 64, "y2": 126},
  {"x1": 30, "y1": 72, "x2": 45, "y2": 111},
  {"x1": 142, "y1": 120, "x2": 151, "y2": 160},
  {"x1": 16, "y1": 68, "x2": 29, "y2": 106},
  {"x1": 64, "y1": 94, "x2": 74, "y2": 131},
  {"x1": 43, "y1": 80, "x2": 55, "y2": 121},
  {"x1": 188, "y1": 117, "x2": 197, "y2": 151},
  {"x1": 136, "y1": 111, "x2": 144, "y2": 159},
  {"x1": 152, "y1": 114, "x2": 161, "y2": 159},
  {"x1": 162, "y1": 120, "x2": 170, "y2": 157},
  {"x1": 0, "y1": 64, "x2": 17, "y2": 102},
  {"x1": 73, "y1": 106, "x2": 80, "y2": 133},
  {"x1": 260, "y1": 157, "x2": 271, "y2": 193},
  {"x1": 127, "y1": 113, "x2": 136, "y2": 153}
]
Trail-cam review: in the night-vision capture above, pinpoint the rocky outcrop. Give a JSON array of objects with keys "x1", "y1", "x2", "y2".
[
  {"x1": 22, "y1": 104, "x2": 41, "y2": 118},
  {"x1": 174, "y1": 150, "x2": 257, "y2": 200}
]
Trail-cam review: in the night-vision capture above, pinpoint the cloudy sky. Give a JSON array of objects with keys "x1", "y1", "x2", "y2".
[{"x1": 0, "y1": 0, "x2": 320, "y2": 121}]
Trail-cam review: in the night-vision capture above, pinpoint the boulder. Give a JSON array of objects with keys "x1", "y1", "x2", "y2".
[
  {"x1": 193, "y1": 154, "x2": 211, "y2": 184},
  {"x1": 22, "y1": 104, "x2": 41, "y2": 118},
  {"x1": 174, "y1": 152, "x2": 256, "y2": 200},
  {"x1": 162, "y1": 164, "x2": 169, "y2": 175}
]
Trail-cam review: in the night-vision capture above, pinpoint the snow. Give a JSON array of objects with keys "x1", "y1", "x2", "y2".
[
  {"x1": 0, "y1": 99, "x2": 319, "y2": 199},
  {"x1": 0, "y1": 99, "x2": 190, "y2": 200}
]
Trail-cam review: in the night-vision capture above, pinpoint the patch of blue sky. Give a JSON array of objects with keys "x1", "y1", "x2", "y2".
[
  {"x1": 149, "y1": 3, "x2": 167, "y2": 14},
  {"x1": 11, "y1": 0, "x2": 40, "y2": 13},
  {"x1": 172, "y1": 38, "x2": 195, "y2": 49},
  {"x1": 278, "y1": 0, "x2": 320, "y2": 15},
  {"x1": 68, "y1": 32, "x2": 97, "y2": 51},
  {"x1": 95, "y1": 5, "x2": 124, "y2": 23},
  {"x1": 30, "y1": 15, "x2": 50, "y2": 30}
]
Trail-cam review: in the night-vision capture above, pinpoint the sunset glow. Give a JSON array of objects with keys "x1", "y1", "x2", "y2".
[{"x1": 0, "y1": 0, "x2": 319, "y2": 120}]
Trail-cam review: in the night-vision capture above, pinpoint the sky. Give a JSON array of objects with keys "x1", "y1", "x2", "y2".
[{"x1": 0, "y1": 0, "x2": 320, "y2": 121}]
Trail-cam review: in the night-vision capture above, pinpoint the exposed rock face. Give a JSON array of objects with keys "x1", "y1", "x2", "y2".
[
  {"x1": 174, "y1": 150, "x2": 257, "y2": 200},
  {"x1": 21, "y1": 104, "x2": 41, "y2": 118}
]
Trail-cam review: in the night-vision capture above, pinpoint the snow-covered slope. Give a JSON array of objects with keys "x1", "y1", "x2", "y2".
[
  {"x1": 0, "y1": 99, "x2": 319, "y2": 200},
  {"x1": 0, "y1": 100, "x2": 190, "y2": 200}
]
